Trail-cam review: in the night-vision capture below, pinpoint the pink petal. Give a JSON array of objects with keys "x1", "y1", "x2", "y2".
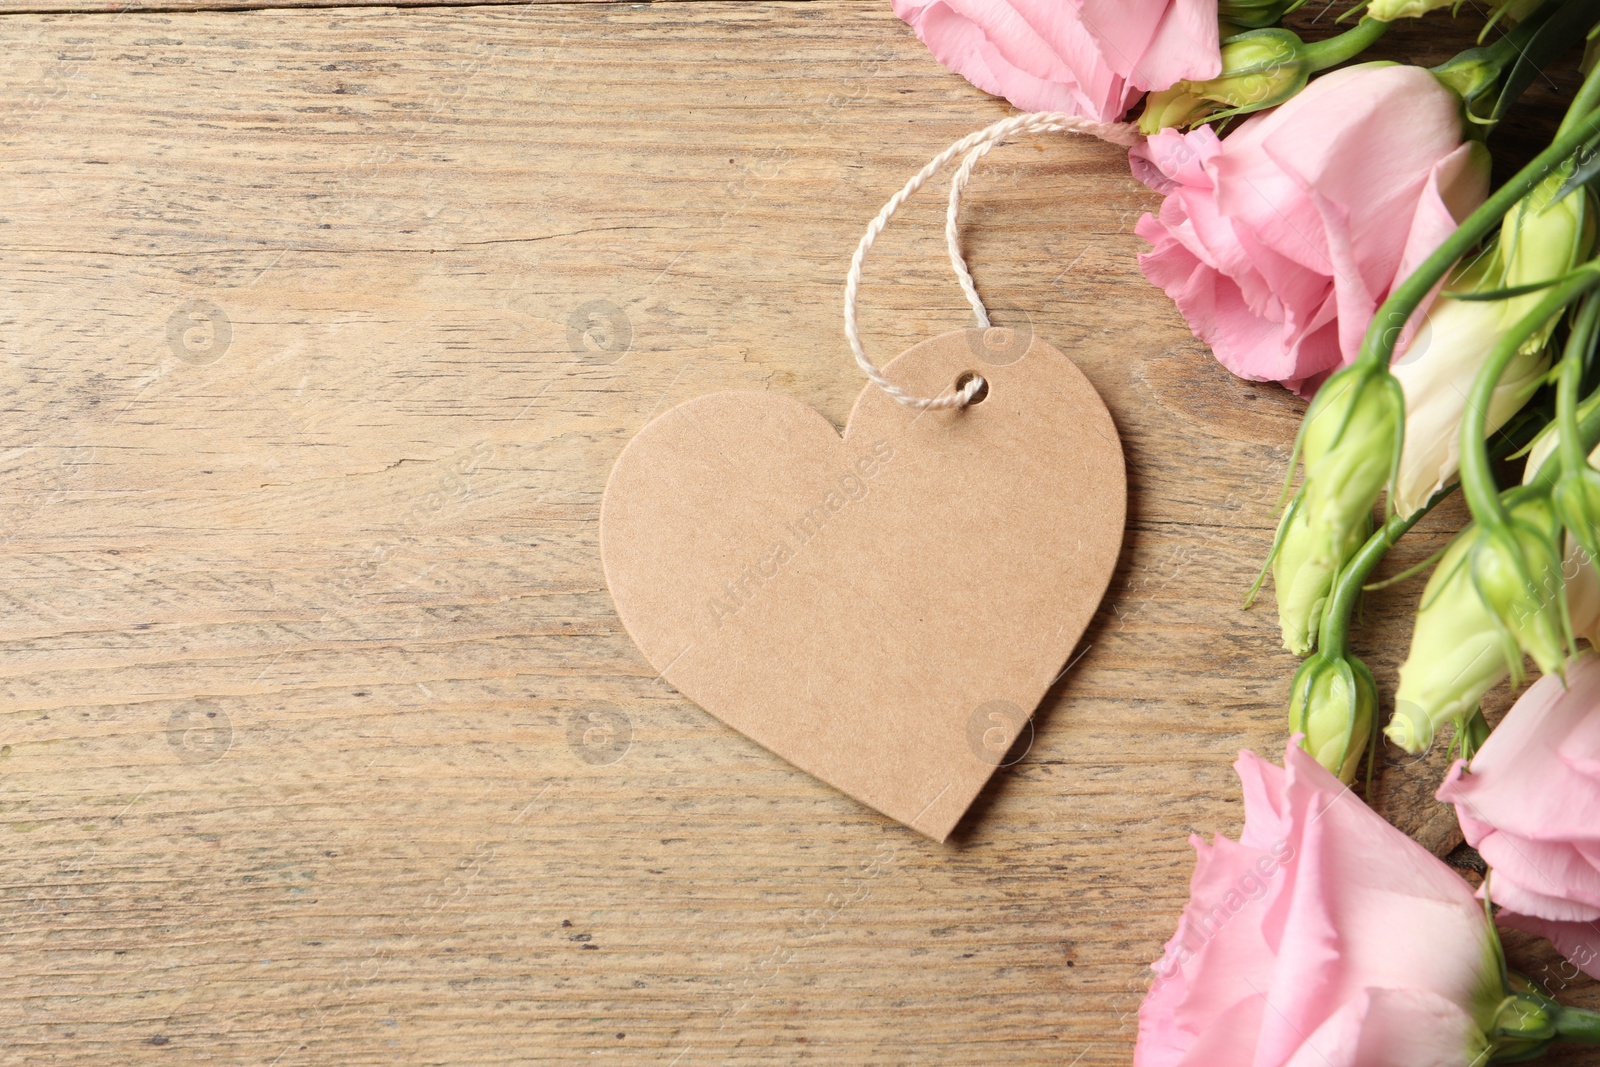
[
  {"x1": 1280, "y1": 746, "x2": 1495, "y2": 1017},
  {"x1": 1497, "y1": 911, "x2": 1600, "y2": 980},
  {"x1": 1384, "y1": 142, "x2": 1491, "y2": 358},
  {"x1": 1072, "y1": 0, "x2": 1221, "y2": 91},
  {"x1": 1281, "y1": 987, "x2": 1485, "y2": 1067},
  {"x1": 1235, "y1": 747, "x2": 1290, "y2": 846},
  {"x1": 1163, "y1": 835, "x2": 1283, "y2": 1034},
  {"x1": 1207, "y1": 144, "x2": 1334, "y2": 281},
  {"x1": 1168, "y1": 996, "x2": 1263, "y2": 1067},
  {"x1": 1138, "y1": 823, "x2": 1283, "y2": 1067},
  {"x1": 892, "y1": 0, "x2": 1136, "y2": 118},
  {"x1": 1249, "y1": 64, "x2": 1464, "y2": 218},
  {"x1": 1129, "y1": 127, "x2": 1218, "y2": 195},
  {"x1": 1213, "y1": 64, "x2": 1464, "y2": 287},
  {"x1": 1475, "y1": 833, "x2": 1600, "y2": 913},
  {"x1": 1252, "y1": 803, "x2": 1340, "y2": 1065},
  {"x1": 1309, "y1": 187, "x2": 1379, "y2": 366},
  {"x1": 1485, "y1": 871, "x2": 1600, "y2": 924},
  {"x1": 1559, "y1": 702, "x2": 1600, "y2": 781},
  {"x1": 1146, "y1": 994, "x2": 1262, "y2": 1067},
  {"x1": 1438, "y1": 658, "x2": 1600, "y2": 843},
  {"x1": 1394, "y1": 142, "x2": 1491, "y2": 286}
]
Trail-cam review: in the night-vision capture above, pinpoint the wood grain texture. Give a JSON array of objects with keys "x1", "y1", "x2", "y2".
[
  {"x1": 0, "y1": 2, "x2": 1595, "y2": 1064},
  {"x1": 0, "y1": 0, "x2": 740, "y2": 13}
]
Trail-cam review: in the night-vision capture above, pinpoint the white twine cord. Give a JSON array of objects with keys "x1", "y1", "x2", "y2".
[{"x1": 844, "y1": 111, "x2": 1139, "y2": 410}]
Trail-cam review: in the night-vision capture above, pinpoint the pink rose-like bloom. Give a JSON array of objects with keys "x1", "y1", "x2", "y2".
[
  {"x1": 1438, "y1": 654, "x2": 1600, "y2": 980},
  {"x1": 892, "y1": 0, "x2": 1220, "y2": 121},
  {"x1": 1136, "y1": 742, "x2": 1502, "y2": 1067},
  {"x1": 1132, "y1": 62, "x2": 1489, "y2": 395}
]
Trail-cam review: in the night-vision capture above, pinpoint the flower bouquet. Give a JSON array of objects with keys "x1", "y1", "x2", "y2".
[{"x1": 894, "y1": 0, "x2": 1600, "y2": 1061}]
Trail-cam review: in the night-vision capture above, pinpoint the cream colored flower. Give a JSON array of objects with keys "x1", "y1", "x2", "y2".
[
  {"x1": 1391, "y1": 296, "x2": 1546, "y2": 516},
  {"x1": 1392, "y1": 172, "x2": 1592, "y2": 516}
]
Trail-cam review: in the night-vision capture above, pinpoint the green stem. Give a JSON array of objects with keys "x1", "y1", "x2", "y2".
[
  {"x1": 1299, "y1": 18, "x2": 1387, "y2": 71},
  {"x1": 1361, "y1": 543, "x2": 1448, "y2": 591},
  {"x1": 1558, "y1": 35, "x2": 1600, "y2": 139},
  {"x1": 1460, "y1": 270, "x2": 1600, "y2": 525},
  {"x1": 1569, "y1": 382, "x2": 1600, "y2": 463},
  {"x1": 1556, "y1": 294, "x2": 1600, "y2": 480},
  {"x1": 1357, "y1": 106, "x2": 1600, "y2": 374},
  {"x1": 1570, "y1": 379, "x2": 1600, "y2": 453},
  {"x1": 1554, "y1": 1004, "x2": 1600, "y2": 1043},
  {"x1": 1317, "y1": 491, "x2": 1446, "y2": 658}
]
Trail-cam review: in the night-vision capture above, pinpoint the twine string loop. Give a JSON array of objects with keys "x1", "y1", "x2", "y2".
[{"x1": 843, "y1": 112, "x2": 1139, "y2": 411}]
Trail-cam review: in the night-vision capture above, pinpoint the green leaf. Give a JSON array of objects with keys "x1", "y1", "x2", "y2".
[
  {"x1": 1490, "y1": 0, "x2": 1600, "y2": 124},
  {"x1": 1452, "y1": 277, "x2": 1573, "y2": 302}
]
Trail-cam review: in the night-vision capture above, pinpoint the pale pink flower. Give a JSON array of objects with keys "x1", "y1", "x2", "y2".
[
  {"x1": 891, "y1": 0, "x2": 1220, "y2": 121},
  {"x1": 1438, "y1": 654, "x2": 1600, "y2": 980},
  {"x1": 1136, "y1": 742, "x2": 1502, "y2": 1067},
  {"x1": 1131, "y1": 62, "x2": 1488, "y2": 395}
]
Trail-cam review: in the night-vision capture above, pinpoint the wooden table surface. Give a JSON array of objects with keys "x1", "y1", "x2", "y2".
[{"x1": 2, "y1": 2, "x2": 1596, "y2": 1063}]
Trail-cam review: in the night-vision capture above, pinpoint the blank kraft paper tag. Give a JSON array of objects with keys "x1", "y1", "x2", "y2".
[{"x1": 600, "y1": 328, "x2": 1126, "y2": 840}]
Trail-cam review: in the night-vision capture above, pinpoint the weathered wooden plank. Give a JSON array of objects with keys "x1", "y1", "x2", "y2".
[
  {"x1": 0, "y1": 0, "x2": 833, "y2": 14},
  {"x1": 0, "y1": 3, "x2": 1593, "y2": 1065}
]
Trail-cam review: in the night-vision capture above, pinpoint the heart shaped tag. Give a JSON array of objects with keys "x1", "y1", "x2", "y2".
[{"x1": 601, "y1": 327, "x2": 1125, "y2": 839}]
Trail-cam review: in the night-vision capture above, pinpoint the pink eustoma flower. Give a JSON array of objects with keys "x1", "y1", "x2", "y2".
[
  {"x1": 891, "y1": 0, "x2": 1220, "y2": 120},
  {"x1": 1136, "y1": 741, "x2": 1503, "y2": 1067},
  {"x1": 1438, "y1": 654, "x2": 1600, "y2": 980},
  {"x1": 1131, "y1": 62, "x2": 1489, "y2": 395}
]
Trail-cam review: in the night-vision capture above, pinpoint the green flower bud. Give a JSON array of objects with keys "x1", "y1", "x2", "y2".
[
  {"x1": 1469, "y1": 504, "x2": 1568, "y2": 677},
  {"x1": 1366, "y1": 0, "x2": 1452, "y2": 18},
  {"x1": 1390, "y1": 532, "x2": 1505, "y2": 753},
  {"x1": 1138, "y1": 90, "x2": 1216, "y2": 136},
  {"x1": 1391, "y1": 493, "x2": 1570, "y2": 753},
  {"x1": 1492, "y1": 989, "x2": 1558, "y2": 1062},
  {"x1": 1488, "y1": 978, "x2": 1568, "y2": 1063},
  {"x1": 1139, "y1": 31, "x2": 1306, "y2": 133},
  {"x1": 1298, "y1": 363, "x2": 1402, "y2": 571},
  {"x1": 1368, "y1": 0, "x2": 1537, "y2": 19},
  {"x1": 1431, "y1": 50, "x2": 1500, "y2": 114},
  {"x1": 1287, "y1": 650, "x2": 1377, "y2": 783},
  {"x1": 1503, "y1": 172, "x2": 1594, "y2": 312},
  {"x1": 1272, "y1": 498, "x2": 1370, "y2": 656},
  {"x1": 1218, "y1": 0, "x2": 1307, "y2": 28},
  {"x1": 1555, "y1": 465, "x2": 1600, "y2": 578}
]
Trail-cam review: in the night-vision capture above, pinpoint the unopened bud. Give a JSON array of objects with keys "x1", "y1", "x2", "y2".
[
  {"x1": 1273, "y1": 499, "x2": 1369, "y2": 656},
  {"x1": 1394, "y1": 168, "x2": 1591, "y2": 515},
  {"x1": 1390, "y1": 530, "x2": 1503, "y2": 752},
  {"x1": 1370, "y1": 0, "x2": 1538, "y2": 19},
  {"x1": 1138, "y1": 90, "x2": 1215, "y2": 136},
  {"x1": 1367, "y1": 0, "x2": 1453, "y2": 18},
  {"x1": 1391, "y1": 493, "x2": 1570, "y2": 753},
  {"x1": 1503, "y1": 173, "x2": 1594, "y2": 307},
  {"x1": 1299, "y1": 364, "x2": 1401, "y2": 569},
  {"x1": 1139, "y1": 31, "x2": 1306, "y2": 133},
  {"x1": 1469, "y1": 509, "x2": 1568, "y2": 678},
  {"x1": 1217, "y1": 0, "x2": 1307, "y2": 27},
  {"x1": 1287, "y1": 651, "x2": 1377, "y2": 783},
  {"x1": 1555, "y1": 465, "x2": 1600, "y2": 567},
  {"x1": 1490, "y1": 989, "x2": 1557, "y2": 1062}
]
